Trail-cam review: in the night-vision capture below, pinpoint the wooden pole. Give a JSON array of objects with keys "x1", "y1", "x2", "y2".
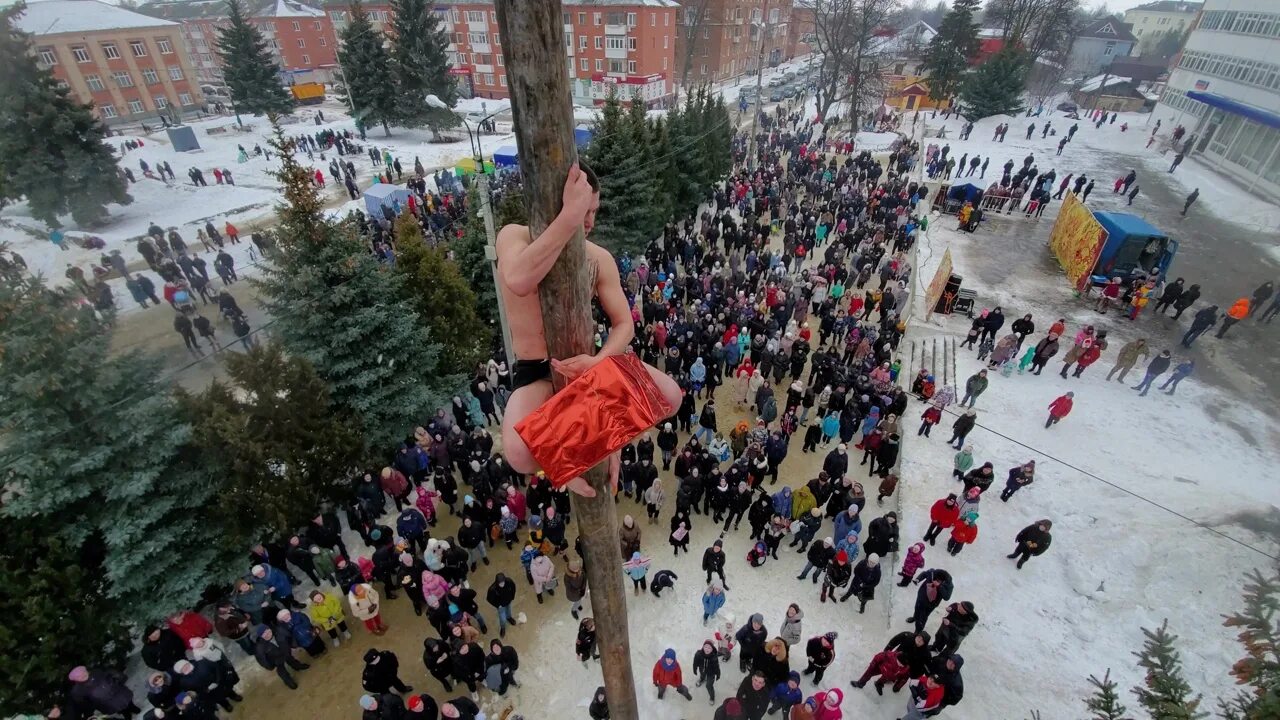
[{"x1": 493, "y1": 2, "x2": 640, "y2": 718}]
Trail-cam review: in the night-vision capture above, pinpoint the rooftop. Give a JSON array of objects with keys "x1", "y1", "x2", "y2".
[
  {"x1": 1127, "y1": 1, "x2": 1202, "y2": 14},
  {"x1": 14, "y1": 0, "x2": 177, "y2": 34},
  {"x1": 1078, "y1": 16, "x2": 1138, "y2": 43},
  {"x1": 138, "y1": 0, "x2": 323, "y2": 21}
]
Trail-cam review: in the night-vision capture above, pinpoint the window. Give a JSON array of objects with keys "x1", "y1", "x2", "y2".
[
  {"x1": 595, "y1": 36, "x2": 602, "y2": 49},
  {"x1": 112, "y1": 71, "x2": 134, "y2": 87},
  {"x1": 628, "y1": 60, "x2": 636, "y2": 74},
  {"x1": 651, "y1": 13, "x2": 656, "y2": 26},
  {"x1": 180, "y1": 92, "x2": 193, "y2": 106},
  {"x1": 154, "y1": 95, "x2": 168, "y2": 109},
  {"x1": 627, "y1": 12, "x2": 636, "y2": 26},
  {"x1": 664, "y1": 36, "x2": 668, "y2": 49},
  {"x1": 494, "y1": 33, "x2": 500, "y2": 45},
  {"x1": 578, "y1": 12, "x2": 585, "y2": 24},
  {"x1": 102, "y1": 43, "x2": 120, "y2": 59},
  {"x1": 1104, "y1": 41, "x2": 1115, "y2": 56},
  {"x1": 608, "y1": 12, "x2": 623, "y2": 25},
  {"x1": 319, "y1": 37, "x2": 327, "y2": 46},
  {"x1": 130, "y1": 40, "x2": 147, "y2": 57},
  {"x1": 581, "y1": 58, "x2": 589, "y2": 70},
  {"x1": 454, "y1": 32, "x2": 463, "y2": 43},
  {"x1": 594, "y1": 12, "x2": 601, "y2": 25},
  {"x1": 704, "y1": 28, "x2": 710, "y2": 39},
  {"x1": 297, "y1": 38, "x2": 306, "y2": 47},
  {"x1": 701, "y1": 63, "x2": 707, "y2": 74},
  {"x1": 141, "y1": 68, "x2": 159, "y2": 84},
  {"x1": 302, "y1": 53, "x2": 310, "y2": 64},
  {"x1": 665, "y1": 13, "x2": 669, "y2": 26},
  {"x1": 38, "y1": 47, "x2": 57, "y2": 65},
  {"x1": 628, "y1": 37, "x2": 636, "y2": 50},
  {"x1": 86, "y1": 74, "x2": 105, "y2": 91},
  {"x1": 609, "y1": 59, "x2": 625, "y2": 73},
  {"x1": 168, "y1": 66, "x2": 183, "y2": 80},
  {"x1": 580, "y1": 35, "x2": 587, "y2": 49},
  {"x1": 72, "y1": 46, "x2": 91, "y2": 62},
  {"x1": 128, "y1": 99, "x2": 145, "y2": 114},
  {"x1": 450, "y1": 9, "x2": 459, "y2": 23},
  {"x1": 292, "y1": 20, "x2": 300, "y2": 30},
  {"x1": 490, "y1": 11, "x2": 496, "y2": 23},
  {"x1": 465, "y1": 10, "x2": 484, "y2": 23},
  {"x1": 156, "y1": 38, "x2": 173, "y2": 54},
  {"x1": 100, "y1": 104, "x2": 117, "y2": 118},
  {"x1": 469, "y1": 32, "x2": 488, "y2": 44},
  {"x1": 663, "y1": 57, "x2": 667, "y2": 70},
  {"x1": 497, "y1": 53, "x2": 503, "y2": 65},
  {"x1": 56, "y1": 80, "x2": 69, "y2": 90},
  {"x1": 500, "y1": 75, "x2": 506, "y2": 87},
  {"x1": 314, "y1": 20, "x2": 321, "y2": 30},
  {"x1": 595, "y1": 58, "x2": 603, "y2": 71}
]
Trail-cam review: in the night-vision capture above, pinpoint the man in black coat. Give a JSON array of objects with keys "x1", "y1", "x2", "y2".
[
  {"x1": 801, "y1": 632, "x2": 837, "y2": 684},
  {"x1": 485, "y1": 573, "x2": 518, "y2": 637},
  {"x1": 440, "y1": 695, "x2": 482, "y2": 719},
  {"x1": 360, "y1": 692, "x2": 406, "y2": 720},
  {"x1": 862, "y1": 512, "x2": 898, "y2": 557},
  {"x1": 839, "y1": 554, "x2": 882, "y2": 612},
  {"x1": 1010, "y1": 314, "x2": 1035, "y2": 346},
  {"x1": 141, "y1": 625, "x2": 187, "y2": 673},
  {"x1": 907, "y1": 569, "x2": 954, "y2": 633},
  {"x1": 703, "y1": 539, "x2": 729, "y2": 588},
  {"x1": 822, "y1": 445, "x2": 849, "y2": 479},
  {"x1": 450, "y1": 642, "x2": 485, "y2": 693},
  {"x1": 735, "y1": 671, "x2": 771, "y2": 720},
  {"x1": 734, "y1": 614, "x2": 769, "y2": 673},
  {"x1": 885, "y1": 630, "x2": 933, "y2": 677},
  {"x1": 927, "y1": 653, "x2": 965, "y2": 715},
  {"x1": 1008, "y1": 520, "x2": 1053, "y2": 569},
  {"x1": 932, "y1": 602, "x2": 979, "y2": 655},
  {"x1": 254, "y1": 627, "x2": 309, "y2": 689},
  {"x1": 362, "y1": 649, "x2": 412, "y2": 695},
  {"x1": 798, "y1": 537, "x2": 835, "y2": 583}
]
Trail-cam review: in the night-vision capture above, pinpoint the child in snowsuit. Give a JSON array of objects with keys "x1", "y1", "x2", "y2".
[{"x1": 898, "y1": 543, "x2": 925, "y2": 586}]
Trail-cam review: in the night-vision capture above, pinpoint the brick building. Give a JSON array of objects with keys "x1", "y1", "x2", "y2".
[
  {"x1": 785, "y1": 0, "x2": 813, "y2": 59},
  {"x1": 673, "y1": 0, "x2": 793, "y2": 88},
  {"x1": 323, "y1": 0, "x2": 678, "y2": 106},
  {"x1": 18, "y1": 0, "x2": 202, "y2": 126},
  {"x1": 139, "y1": 0, "x2": 339, "y2": 88}
]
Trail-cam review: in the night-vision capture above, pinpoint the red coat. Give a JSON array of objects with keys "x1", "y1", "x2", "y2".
[
  {"x1": 1077, "y1": 345, "x2": 1102, "y2": 368},
  {"x1": 652, "y1": 659, "x2": 683, "y2": 687},
  {"x1": 921, "y1": 407, "x2": 942, "y2": 424},
  {"x1": 950, "y1": 522, "x2": 978, "y2": 545},
  {"x1": 166, "y1": 611, "x2": 212, "y2": 644},
  {"x1": 866, "y1": 650, "x2": 909, "y2": 682},
  {"x1": 1048, "y1": 396, "x2": 1074, "y2": 418},
  {"x1": 380, "y1": 469, "x2": 409, "y2": 497},
  {"x1": 929, "y1": 499, "x2": 960, "y2": 528},
  {"x1": 913, "y1": 678, "x2": 945, "y2": 712}
]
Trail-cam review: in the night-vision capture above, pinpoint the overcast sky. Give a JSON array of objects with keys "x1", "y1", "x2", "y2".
[{"x1": 1087, "y1": 0, "x2": 1164, "y2": 14}]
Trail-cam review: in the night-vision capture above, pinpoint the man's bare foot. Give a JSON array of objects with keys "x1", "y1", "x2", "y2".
[{"x1": 564, "y1": 468, "x2": 620, "y2": 498}]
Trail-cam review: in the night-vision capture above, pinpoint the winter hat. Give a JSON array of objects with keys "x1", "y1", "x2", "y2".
[
  {"x1": 360, "y1": 695, "x2": 378, "y2": 710},
  {"x1": 369, "y1": 529, "x2": 382, "y2": 541},
  {"x1": 966, "y1": 487, "x2": 981, "y2": 499},
  {"x1": 501, "y1": 506, "x2": 511, "y2": 517},
  {"x1": 364, "y1": 649, "x2": 380, "y2": 663},
  {"x1": 835, "y1": 550, "x2": 849, "y2": 564},
  {"x1": 962, "y1": 444, "x2": 973, "y2": 453},
  {"x1": 824, "y1": 631, "x2": 838, "y2": 642},
  {"x1": 662, "y1": 648, "x2": 677, "y2": 662},
  {"x1": 823, "y1": 536, "x2": 834, "y2": 546},
  {"x1": 407, "y1": 696, "x2": 425, "y2": 712},
  {"x1": 256, "y1": 626, "x2": 273, "y2": 639},
  {"x1": 251, "y1": 564, "x2": 266, "y2": 577},
  {"x1": 866, "y1": 553, "x2": 880, "y2": 566},
  {"x1": 714, "y1": 539, "x2": 723, "y2": 548},
  {"x1": 276, "y1": 609, "x2": 292, "y2": 623},
  {"x1": 175, "y1": 692, "x2": 194, "y2": 707},
  {"x1": 1065, "y1": 391, "x2": 1074, "y2": 397},
  {"x1": 173, "y1": 660, "x2": 193, "y2": 675},
  {"x1": 68, "y1": 666, "x2": 89, "y2": 682},
  {"x1": 909, "y1": 543, "x2": 924, "y2": 554},
  {"x1": 788, "y1": 670, "x2": 802, "y2": 684}
]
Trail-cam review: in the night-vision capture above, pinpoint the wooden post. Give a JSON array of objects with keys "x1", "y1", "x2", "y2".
[{"x1": 493, "y1": 2, "x2": 640, "y2": 718}]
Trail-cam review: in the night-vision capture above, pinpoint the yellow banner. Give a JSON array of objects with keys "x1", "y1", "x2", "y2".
[
  {"x1": 924, "y1": 247, "x2": 953, "y2": 320},
  {"x1": 1048, "y1": 192, "x2": 1109, "y2": 291}
]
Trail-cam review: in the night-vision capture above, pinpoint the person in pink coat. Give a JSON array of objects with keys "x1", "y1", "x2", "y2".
[
  {"x1": 897, "y1": 543, "x2": 925, "y2": 587},
  {"x1": 420, "y1": 569, "x2": 450, "y2": 608},
  {"x1": 812, "y1": 687, "x2": 844, "y2": 720},
  {"x1": 414, "y1": 486, "x2": 438, "y2": 525},
  {"x1": 869, "y1": 363, "x2": 892, "y2": 384},
  {"x1": 505, "y1": 486, "x2": 528, "y2": 524}
]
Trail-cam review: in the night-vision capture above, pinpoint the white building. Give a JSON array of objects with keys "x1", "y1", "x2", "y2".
[
  {"x1": 1153, "y1": 0, "x2": 1280, "y2": 195},
  {"x1": 1124, "y1": 1, "x2": 1202, "y2": 56}
]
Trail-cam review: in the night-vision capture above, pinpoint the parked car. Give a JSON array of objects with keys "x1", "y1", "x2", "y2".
[
  {"x1": 769, "y1": 76, "x2": 786, "y2": 87},
  {"x1": 782, "y1": 85, "x2": 798, "y2": 99},
  {"x1": 1057, "y1": 101, "x2": 1079, "y2": 113},
  {"x1": 770, "y1": 88, "x2": 787, "y2": 102}
]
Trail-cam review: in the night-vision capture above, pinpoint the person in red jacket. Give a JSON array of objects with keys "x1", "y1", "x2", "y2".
[
  {"x1": 1061, "y1": 344, "x2": 1101, "y2": 378},
  {"x1": 166, "y1": 610, "x2": 213, "y2": 646},
  {"x1": 653, "y1": 648, "x2": 693, "y2": 701},
  {"x1": 947, "y1": 513, "x2": 978, "y2": 556},
  {"x1": 1045, "y1": 392, "x2": 1074, "y2": 429},
  {"x1": 850, "y1": 648, "x2": 911, "y2": 693},
  {"x1": 903, "y1": 674, "x2": 945, "y2": 719},
  {"x1": 922, "y1": 494, "x2": 959, "y2": 546}
]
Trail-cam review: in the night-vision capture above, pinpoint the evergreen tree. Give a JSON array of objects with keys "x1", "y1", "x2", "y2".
[
  {"x1": 215, "y1": 0, "x2": 295, "y2": 117},
  {"x1": 495, "y1": 187, "x2": 527, "y2": 227},
  {"x1": 0, "y1": 3, "x2": 131, "y2": 227},
  {"x1": 1132, "y1": 620, "x2": 1208, "y2": 720},
  {"x1": 0, "y1": 519, "x2": 131, "y2": 715},
  {"x1": 338, "y1": 0, "x2": 398, "y2": 136},
  {"x1": 452, "y1": 184, "x2": 498, "y2": 328},
  {"x1": 0, "y1": 275, "x2": 240, "y2": 623},
  {"x1": 675, "y1": 89, "x2": 711, "y2": 211},
  {"x1": 1084, "y1": 669, "x2": 1131, "y2": 720},
  {"x1": 255, "y1": 125, "x2": 452, "y2": 451},
  {"x1": 623, "y1": 93, "x2": 664, "y2": 250},
  {"x1": 179, "y1": 343, "x2": 363, "y2": 547},
  {"x1": 393, "y1": 211, "x2": 489, "y2": 375},
  {"x1": 1220, "y1": 571, "x2": 1280, "y2": 720},
  {"x1": 589, "y1": 89, "x2": 660, "y2": 254},
  {"x1": 649, "y1": 116, "x2": 677, "y2": 226},
  {"x1": 705, "y1": 94, "x2": 733, "y2": 183},
  {"x1": 388, "y1": 0, "x2": 459, "y2": 135},
  {"x1": 921, "y1": 0, "x2": 980, "y2": 103},
  {"x1": 958, "y1": 47, "x2": 1028, "y2": 119}
]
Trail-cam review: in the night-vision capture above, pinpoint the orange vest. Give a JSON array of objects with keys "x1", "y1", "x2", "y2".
[{"x1": 1227, "y1": 299, "x2": 1249, "y2": 320}]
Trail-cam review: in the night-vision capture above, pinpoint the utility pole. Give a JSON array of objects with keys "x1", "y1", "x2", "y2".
[
  {"x1": 745, "y1": 1, "x2": 783, "y2": 170},
  {"x1": 476, "y1": 171, "x2": 515, "y2": 369},
  {"x1": 493, "y1": 2, "x2": 640, "y2": 719}
]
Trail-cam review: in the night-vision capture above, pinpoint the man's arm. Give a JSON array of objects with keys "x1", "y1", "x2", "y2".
[
  {"x1": 496, "y1": 166, "x2": 594, "y2": 297},
  {"x1": 595, "y1": 256, "x2": 635, "y2": 357}
]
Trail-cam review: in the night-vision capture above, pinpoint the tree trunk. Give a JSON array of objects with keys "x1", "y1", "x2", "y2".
[{"x1": 493, "y1": 2, "x2": 641, "y2": 719}]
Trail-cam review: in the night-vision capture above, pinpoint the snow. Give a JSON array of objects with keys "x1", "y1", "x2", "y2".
[
  {"x1": 270, "y1": 0, "x2": 324, "y2": 17},
  {"x1": 1078, "y1": 74, "x2": 1133, "y2": 92},
  {"x1": 901, "y1": 218, "x2": 1280, "y2": 717},
  {"x1": 13, "y1": 0, "x2": 176, "y2": 34}
]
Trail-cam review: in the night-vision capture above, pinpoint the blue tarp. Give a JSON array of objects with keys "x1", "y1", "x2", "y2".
[
  {"x1": 1093, "y1": 211, "x2": 1167, "y2": 241},
  {"x1": 362, "y1": 183, "x2": 411, "y2": 218},
  {"x1": 493, "y1": 145, "x2": 519, "y2": 168},
  {"x1": 946, "y1": 183, "x2": 983, "y2": 203},
  {"x1": 1186, "y1": 91, "x2": 1280, "y2": 130},
  {"x1": 575, "y1": 127, "x2": 592, "y2": 146}
]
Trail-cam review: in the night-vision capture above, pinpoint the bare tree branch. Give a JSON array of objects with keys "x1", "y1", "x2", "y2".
[{"x1": 813, "y1": 0, "x2": 899, "y2": 125}]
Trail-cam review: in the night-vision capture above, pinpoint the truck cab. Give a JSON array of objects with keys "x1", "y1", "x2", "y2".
[{"x1": 1089, "y1": 211, "x2": 1179, "y2": 285}]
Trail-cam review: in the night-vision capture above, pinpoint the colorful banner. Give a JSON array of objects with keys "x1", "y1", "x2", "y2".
[
  {"x1": 924, "y1": 247, "x2": 953, "y2": 321},
  {"x1": 1048, "y1": 192, "x2": 1109, "y2": 292}
]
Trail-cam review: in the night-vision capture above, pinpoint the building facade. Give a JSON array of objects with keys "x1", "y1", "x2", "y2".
[
  {"x1": 1153, "y1": 0, "x2": 1280, "y2": 195},
  {"x1": 1124, "y1": 1, "x2": 1201, "y2": 57},
  {"x1": 18, "y1": 0, "x2": 202, "y2": 126},
  {"x1": 784, "y1": 0, "x2": 813, "y2": 59},
  {"x1": 673, "y1": 0, "x2": 792, "y2": 88},
  {"x1": 139, "y1": 0, "x2": 339, "y2": 89},
  {"x1": 1067, "y1": 16, "x2": 1138, "y2": 77}
]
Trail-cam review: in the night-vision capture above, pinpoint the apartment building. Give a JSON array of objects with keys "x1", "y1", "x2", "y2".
[
  {"x1": 18, "y1": 0, "x2": 202, "y2": 126},
  {"x1": 1124, "y1": 1, "x2": 1201, "y2": 56},
  {"x1": 1153, "y1": 0, "x2": 1280, "y2": 195},
  {"x1": 785, "y1": 0, "x2": 813, "y2": 60},
  {"x1": 324, "y1": 0, "x2": 678, "y2": 106},
  {"x1": 673, "y1": 0, "x2": 793, "y2": 88},
  {"x1": 139, "y1": 0, "x2": 339, "y2": 88}
]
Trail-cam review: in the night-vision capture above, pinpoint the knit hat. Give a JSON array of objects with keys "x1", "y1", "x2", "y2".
[
  {"x1": 251, "y1": 564, "x2": 266, "y2": 577},
  {"x1": 68, "y1": 666, "x2": 89, "y2": 682},
  {"x1": 173, "y1": 660, "x2": 193, "y2": 674},
  {"x1": 713, "y1": 539, "x2": 723, "y2": 548},
  {"x1": 175, "y1": 692, "x2": 194, "y2": 706},
  {"x1": 407, "y1": 696, "x2": 425, "y2": 712},
  {"x1": 866, "y1": 553, "x2": 880, "y2": 566},
  {"x1": 360, "y1": 695, "x2": 377, "y2": 710}
]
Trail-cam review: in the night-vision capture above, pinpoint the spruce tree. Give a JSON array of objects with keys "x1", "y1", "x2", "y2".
[
  {"x1": 0, "y1": 3, "x2": 131, "y2": 227},
  {"x1": 590, "y1": 89, "x2": 659, "y2": 254},
  {"x1": 0, "y1": 275, "x2": 240, "y2": 623},
  {"x1": 393, "y1": 211, "x2": 489, "y2": 375},
  {"x1": 495, "y1": 187, "x2": 527, "y2": 227},
  {"x1": 1132, "y1": 620, "x2": 1208, "y2": 720},
  {"x1": 179, "y1": 343, "x2": 363, "y2": 546},
  {"x1": 338, "y1": 0, "x2": 398, "y2": 136},
  {"x1": 623, "y1": 93, "x2": 664, "y2": 250},
  {"x1": 1084, "y1": 669, "x2": 1131, "y2": 720},
  {"x1": 649, "y1": 116, "x2": 677, "y2": 226},
  {"x1": 215, "y1": 0, "x2": 295, "y2": 117},
  {"x1": 921, "y1": 0, "x2": 980, "y2": 104},
  {"x1": 255, "y1": 125, "x2": 452, "y2": 450},
  {"x1": 1220, "y1": 571, "x2": 1280, "y2": 720},
  {"x1": 959, "y1": 47, "x2": 1028, "y2": 120},
  {"x1": 0, "y1": 519, "x2": 131, "y2": 715},
  {"x1": 451, "y1": 183, "x2": 498, "y2": 327},
  {"x1": 388, "y1": 0, "x2": 458, "y2": 136}
]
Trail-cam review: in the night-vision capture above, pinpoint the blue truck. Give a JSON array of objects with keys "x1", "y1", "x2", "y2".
[{"x1": 1088, "y1": 211, "x2": 1179, "y2": 285}]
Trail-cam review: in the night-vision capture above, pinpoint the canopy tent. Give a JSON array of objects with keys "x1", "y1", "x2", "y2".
[
  {"x1": 455, "y1": 157, "x2": 497, "y2": 175},
  {"x1": 1093, "y1": 211, "x2": 1166, "y2": 241},
  {"x1": 362, "y1": 183, "x2": 411, "y2": 218},
  {"x1": 493, "y1": 145, "x2": 519, "y2": 169},
  {"x1": 946, "y1": 183, "x2": 984, "y2": 203},
  {"x1": 575, "y1": 126, "x2": 593, "y2": 147}
]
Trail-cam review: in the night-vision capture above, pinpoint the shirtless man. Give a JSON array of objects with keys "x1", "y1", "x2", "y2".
[{"x1": 495, "y1": 162, "x2": 682, "y2": 497}]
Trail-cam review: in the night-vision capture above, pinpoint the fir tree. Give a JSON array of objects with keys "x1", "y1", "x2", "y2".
[
  {"x1": 495, "y1": 188, "x2": 527, "y2": 227},
  {"x1": 921, "y1": 0, "x2": 980, "y2": 103},
  {"x1": 623, "y1": 93, "x2": 664, "y2": 250},
  {"x1": 1132, "y1": 620, "x2": 1208, "y2": 720},
  {"x1": 393, "y1": 211, "x2": 489, "y2": 375},
  {"x1": 179, "y1": 343, "x2": 363, "y2": 546},
  {"x1": 0, "y1": 3, "x2": 131, "y2": 227},
  {"x1": 1084, "y1": 669, "x2": 1132, "y2": 720},
  {"x1": 589, "y1": 89, "x2": 660, "y2": 254},
  {"x1": 648, "y1": 116, "x2": 677, "y2": 226},
  {"x1": 255, "y1": 124, "x2": 452, "y2": 451},
  {"x1": 215, "y1": 0, "x2": 295, "y2": 117},
  {"x1": 451, "y1": 184, "x2": 498, "y2": 327},
  {"x1": 0, "y1": 519, "x2": 131, "y2": 715},
  {"x1": 1220, "y1": 571, "x2": 1280, "y2": 720},
  {"x1": 959, "y1": 47, "x2": 1028, "y2": 120},
  {"x1": 388, "y1": 0, "x2": 459, "y2": 135},
  {"x1": 0, "y1": 275, "x2": 240, "y2": 623},
  {"x1": 338, "y1": 0, "x2": 398, "y2": 136}
]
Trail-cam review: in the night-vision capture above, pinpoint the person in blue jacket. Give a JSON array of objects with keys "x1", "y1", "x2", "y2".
[
  {"x1": 836, "y1": 530, "x2": 860, "y2": 561},
  {"x1": 396, "y1": 506, "x2": 429, "y2": 555},
  {"x1": 771, "y1": 487, "x2": 792, "y2": 518},
  {"x1": 249, "y1": 563, "x2": 299, "y2": 608},
  {"x1": 1160, "y1": 359, "x2": 1195, "y2": 395},
  {"x1": 821, "y1": 411, "x2": 841, "y2": 446},
  {"x1": 702, "y1": 578, "x2": 726, "y2": 624}
]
